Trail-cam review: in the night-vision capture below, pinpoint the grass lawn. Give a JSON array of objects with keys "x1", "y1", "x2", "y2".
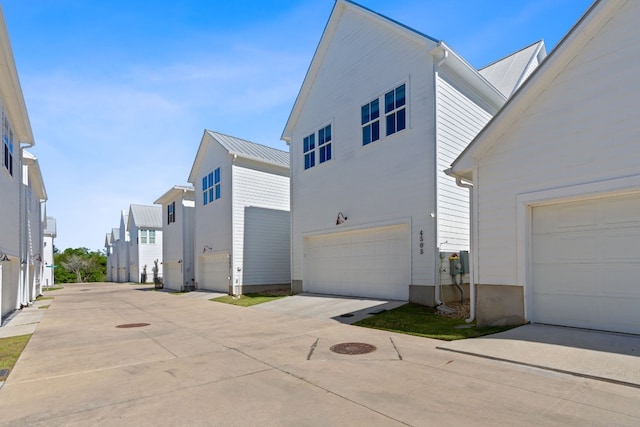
[
  {"x1": 354, "y1": 303, "x2": 515, "y2": 341},
  {"x1": 0, "y1": 334, "x2": 32, "y2": 381},
  {"x1": 211, "y1": 293, "x2": 288, "y2": 307},
  {"x1": 42, "y1": 286, "x2": 64, "y2": 292},
  {"x1": 38, "y1": 305, "x2": 50, "y2": 310}
]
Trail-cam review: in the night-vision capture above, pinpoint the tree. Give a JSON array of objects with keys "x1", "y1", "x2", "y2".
[{"x1": 54, "y1": 247, "x2": 107, "y2": 283}]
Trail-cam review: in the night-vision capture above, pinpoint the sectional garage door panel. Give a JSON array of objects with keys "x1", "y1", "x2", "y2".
[
  {"x1": 532, "y1": 194, "x2": 640, "y2": 334},
  {"x1": 304, "y1": 224, "x2": 410, "y2": 301},
  {"x1": 199, "y1": 253, "x2": 229, "y2": 292},
  {"x1": 163, "y1": 262, "x2": 182, "y2": 291}
]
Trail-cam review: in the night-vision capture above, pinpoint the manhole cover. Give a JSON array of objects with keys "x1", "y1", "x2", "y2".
[
  {"x1": 330, "y1": 342, "x2": 377, "y2": 355},
  {"x1": 116, "y1": 323, "x2": 150, "y2": 329}
]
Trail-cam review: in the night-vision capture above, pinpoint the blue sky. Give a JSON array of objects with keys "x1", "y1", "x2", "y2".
[{"x1": 2, "y1": 0, "x2": 593, "y2": 251}]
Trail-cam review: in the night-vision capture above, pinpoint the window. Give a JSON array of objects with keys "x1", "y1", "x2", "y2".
[
  {"x1": 202, "y1": 167, "x2": 221, "y2": 205},
  {"x1": 2, "y1": 113, "x2": 13, "y2": 176},
  {"x1": 318, "y1": 124, "x2": 332, "y2": 163},
  {"x1": 303, "y1": 124, "x2": 333, "y2": 170},
  {"x1": 303, "y1": 134, "x2": 315, "y2": 169},
  {"x1": 385, "y1": 84, "x2": 406, "y2": 136},
  {"x1": 361, "y1": 99, "x2": 380, "y2": 146},
  {"x1": 139, "y1": 229, "x2": 156, "y2": 244},
  {"x1": 168, "y1": 202, "x2": 175, "y2": 224}
]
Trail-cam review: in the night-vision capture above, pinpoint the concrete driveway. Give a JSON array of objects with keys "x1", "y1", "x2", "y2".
[{"x1": 0, "y1": 282, "x2": 638, "y2": 426}]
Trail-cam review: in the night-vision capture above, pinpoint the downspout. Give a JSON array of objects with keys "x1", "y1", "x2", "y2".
[
  {"x1": 454, "y1": 176, "x2": 476, "y2": 323},
  {"x1": 432, "y1": 45, "x2": 448, "y2": 306},
  {"x1": 19, "y1": 140, "x2": 34, "y2": 308}
]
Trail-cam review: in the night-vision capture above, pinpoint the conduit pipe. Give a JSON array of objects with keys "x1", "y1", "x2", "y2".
[{"x1": 455, "y1": 176, "x2": 476, "y2": 324}]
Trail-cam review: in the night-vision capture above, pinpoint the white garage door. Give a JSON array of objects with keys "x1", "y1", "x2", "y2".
[
  {"x1": 304, "y1": 224, "x2": 410, "y2": 300},
  {"x1": 199, "y1": 253, "x2": 230, "y2": 292},
  {"x1": 532, "y1": 193, "x2": 640, "y2": 334}
]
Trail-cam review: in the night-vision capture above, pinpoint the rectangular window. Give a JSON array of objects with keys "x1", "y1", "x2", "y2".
[
  {"x1": 168, "y1": 202, "x2": 175, "y2": 224},
  {"x1": 202, "y1": 168, "x2": 221, "y2": 205},
  {"x1": 318, "y1": 124, "x2": 332, "y2": 163},
  {"x1": 303, "y1": 134, "x2": 315, "y2": 170},
  {"x1": 385, "y1": 84, "x2": 406, "y2": 136},
  {"x1": 149, "y1": 230, "x2": 155, "y2": 244},
  {"x1": 139, "y1": 230, "x2": 147, "y2": 244},
  {"x1": 361, "y1": 99, "x2": 380, "y2": 146},
  {"x1": 139, "y1": 229, "x2": 156, "y2": 244},
  {"x1": 2, "y1": 113, "x2": 13, "y2": 176}
]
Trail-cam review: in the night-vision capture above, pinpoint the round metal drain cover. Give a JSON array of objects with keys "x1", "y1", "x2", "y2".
[
  {"x1": 330, "y1": 342, "x2": 377, "y2": 355},
  {"x1": 116, "y1": 323, "x2": 150, "y2": 329}
]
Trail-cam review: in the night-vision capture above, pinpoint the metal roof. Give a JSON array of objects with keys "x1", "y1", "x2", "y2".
[
  {"x1": 206, "y1": 130, "x2": 289, "y2": 168},
  {"x1": 129, "y1": 204, "x2": 162, "y2": 228}
]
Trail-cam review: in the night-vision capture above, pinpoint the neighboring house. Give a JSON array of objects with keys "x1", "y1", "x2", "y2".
[
  {"x1": 43, "y1": 216, "x2": 56, "y2": 288},
  {"x1": 447, "y1": 0, "x2": 640, "y2": 334},
  {"x1": 127, "y1": 204, "x2": 163, "y2": 284},
  {"x1": 0, "y1": 6, "x2": 39, "y2": 321},
  {"x1": 104, "y1": 232, "x2": 112, "y2": 282},
  {"x1": 117, "y1": 211, "x2": 130, "y2": 282},
  {"x1": 109, "y1": 228, "x2": 119, "y2": 282},
  {"x1": 281, "y1": 0, "x2": 543, "y2": 303},
  {"x1": 154, "y1": 186, "x2": 195, "y2": 292},
  {"x1": 22, "y1": 150, "x2": 47, "y2": 302},
  {"x1": 187, "y1": 130, "x2": 290, "y2": 295}
]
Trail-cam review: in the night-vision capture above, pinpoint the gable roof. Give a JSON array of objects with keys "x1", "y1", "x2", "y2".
[
  {"x1": 22, "y1": 150, "x2": 47, "y2": 200},
  {"x1": 154, "y1": 185, "x2": 195, "y2": 205},
  {"x1": 188, "y1": 130, "x2": 289, "y2": 183},
  {"x1": 479, "y1": 40, "x2": 547, "y2": 98},
  {"x1": 111, "y1": 228, "x2": 120, "y2": 242},
  {"x1": 281, "y1": 0, "x2": 509, "y2": 142},
  {"x1": 0, "y1": 7, "x2": 33, "y2": 146},
  {"x1": 450, "y1": 0, "x2": 622, "y2": 180},
  {"x1": 128, "y1": 204, "x2": 162, "y2": 229}
]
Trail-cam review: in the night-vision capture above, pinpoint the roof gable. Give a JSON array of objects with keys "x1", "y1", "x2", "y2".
[
  {"x1": 188, "y1": 130, "x2": 288, "y2": 183},
  {"x1": 450, "y1": 0, "x2": 623, "y2": 179},
  {"x1": 281, "y1": 0, "x2": 439, "y2": 142},
  {"x1": 128, "y1": 204, "x2": 162, "y2": 229},
  {"x1": 154, "y1": 185, "x2": 195, "y2": 205}
]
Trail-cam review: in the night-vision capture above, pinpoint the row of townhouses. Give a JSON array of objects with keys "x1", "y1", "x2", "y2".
[
  {"x1": 107, "y1": 0, "x2": 640, "y2": 336},
  {"x1": 0, "y1": 8, "x2": 56, "y2": 323}
]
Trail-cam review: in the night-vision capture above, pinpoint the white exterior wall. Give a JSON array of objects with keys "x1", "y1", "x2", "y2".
[
  {"x1": 193, "y1": 139, "x2": 233, "y2": 287},
  {"x1": 117, "y1": 215, "x2": 129, "y2": 282},
  {"x1": 137, "y1": 231, "x2": 163, "y2": 283},
  {"x1": 231, "y1": 162, "x2": 289, "y2": 289},
  {"x1": 436, "y1": 72, "x2": 493, "y2": 252},
  {"x1": 289, "y1": 8, "x2": 438, "y2": 288},
  {"x1": 43, "y1": 234, "x2": 54, "y2": 287},
  {"x1": 474, "y1": 1, "x2": 640, "y2": 288},
  {"x1": 159, "y1": 191, "x2": 195, "y2": 291}
]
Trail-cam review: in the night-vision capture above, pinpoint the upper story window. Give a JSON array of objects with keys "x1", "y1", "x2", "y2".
[
  {"x1": 303, "y1": 134, "x2": 315, "y2": 170},
  {"x1": 139, "y1": 229, "x2": 156, "y2": 244},
  {"x1": 318, "y1": 124, "x2": 332, "y2": 164},
  {"x1": 361, "y1": 99, "x2": 380, "y2": 146},
  {"x1": 385, "y1": 84, "x2": 406, "y2": 136},
  {"x1": 303, "y1": 124, "x2": 332, "y2": 170},
  {"x1": 2, "y1": 113, "x2": 13, "y2": 176},
  {"x1": 202, "y1": 167, "x2": 221, "y2": 205},
  {"x1": 167, "y1": 202, "x2": 175, "y2": 224}
]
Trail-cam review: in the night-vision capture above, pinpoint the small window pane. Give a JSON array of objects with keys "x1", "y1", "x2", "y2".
[
  {"x1": 385, "y1": 91, "x2": 394, "y2": 113},
  {"x1": 209, "y1": 188, "x2": 214, "y2": 202},
  {"x1": 363, "y1": 125, "x2": 371, "y2": 146},
  {"x1": 319, "y1": 127, "x2": 325, "y2": 144},
  {"x1": 397, "y1": 108, "x2": 406, "y2": 131},
  {"x1": 372, "y1": 121, "x2": 380, "y2": 141},
  {"x1": 208, "y1": 172, "x2": 214, "y2": 188},
  {"x1": 396, "y1": 84, "x2": 405, "y2": 108},
  {"x1": 371, "y1": 99, "x2": 379, "y2": 120},
  {"x1": 214, "y1": 167, "x2": 220, "y2": 183},
  {"x1": 215, "y1": 185, "x2": 221, "y2": 200},
  {"x1": 386, "y1": 114, "x2": 396, "y2": 136},
  {"x1": 361, "y1": 104, "x2": 369, "y2": 125},
  {"x1": 203, "y1": 192, "x2": 208, "y2": 205},
  {"x1": 202, "y1": 176, "x2": 207, "y2": 190}
]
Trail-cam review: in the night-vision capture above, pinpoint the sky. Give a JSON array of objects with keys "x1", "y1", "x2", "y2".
[{"x1": 1, "y1": 0, "x2": 593, "y2": 251}]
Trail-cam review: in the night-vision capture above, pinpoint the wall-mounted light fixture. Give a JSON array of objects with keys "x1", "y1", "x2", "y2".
[
  {"x1": 336, "y1": 212, "x2": 348, "y2": 225},
  {"x1": 0, "y1": 253, "x2": 9, "y2": 262}
]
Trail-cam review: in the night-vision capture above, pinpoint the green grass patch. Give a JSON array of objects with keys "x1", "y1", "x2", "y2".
[
  {"x1": 211, "y1": 293, "x2": 288, "y2": 307},
  {"x1": 38, "y1": 305, "x2": 50, "y2": 310},
  {"x1": 36, "y1": 295, "x2": 54, "y2": 301},
  {"x1": 354, "y1": 303, "x2": 515, "y2": 341},
  {"x1": 42, "y1": 286, "x2": 64, "y2": 292},
  {"x1": 0, "y1": 334, "x2": 32, "y2": 381}
]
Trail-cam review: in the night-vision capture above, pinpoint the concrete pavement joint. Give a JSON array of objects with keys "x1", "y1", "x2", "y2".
[
  {"x1": 307, "y1": 338, "x2": 319, "y2": 360},
  {"x1": 437, "y1": 346, "x2": 640, "y2": 389},
  {"x1": 389, "y1": 337, "x2": 403, "y2": 360}
]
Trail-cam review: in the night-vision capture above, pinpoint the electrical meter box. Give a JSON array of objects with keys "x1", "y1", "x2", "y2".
[
  {"x1": 459, "y1": 250, "x2": 470, "y2": 274},
  {"x1": 449, "y1": 255, "x2": 463, "y2": 276}
]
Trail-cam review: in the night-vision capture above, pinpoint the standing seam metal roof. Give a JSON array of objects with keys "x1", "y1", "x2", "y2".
[
  {"x1": 206, "y1": 130, "x2": 289, "y2": 168},
  {"x1": 129, "y1": 205, "x2": 162, "y2": 228}
]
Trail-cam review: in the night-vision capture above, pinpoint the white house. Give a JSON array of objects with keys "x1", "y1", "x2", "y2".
[
  {"x1": 22, "y1": 150, "x2": 47, "y2": 302},
  {"x1": 447, "y1": 0, "x2": 640, "y2": 334},
  {"x1": 154, "y1": 185, "x2": 195, "y2": 291},
  {"x1": 187, "y1": 130, "x2": 290, "y2": 295},
  {"x1": 108, "y1": 227, "x2": 119, "y2": 282},
  {"x1": 281, "y1": 0, "x2": 544, "y2": 303},
  {"x1": 0, "y1": 6, "x2": 38, "y2": 321},
  {"x1": 43, "y1": 216, "x2": 57, "y2": 288},
  {"x1": 127, "y1": 204, "x2": 163, "y2": 284},
  {"x1": 116, "y1": 211, "x2": 129, "y2": 282}
]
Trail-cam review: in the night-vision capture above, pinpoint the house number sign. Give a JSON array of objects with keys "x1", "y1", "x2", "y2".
[{"x1": 419, "y1": 230, "x2": 424, "y2": 254}]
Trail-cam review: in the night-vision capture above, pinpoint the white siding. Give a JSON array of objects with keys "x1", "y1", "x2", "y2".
[
  {"x1": 436, "y1": 73, "x2": 493, "y2": 252},
  {"x1": 242, "y1": 207, "x2": 290, "y2": 286},
  {"x1": 289, "y1": 7, "x2": 438, "y2": 288},
  {"x1": 475, "y1": 1, "x2": 640, "y2": 286},
  {"x1": 232, "y1": 163, "x2": 289, "y2": 288}
]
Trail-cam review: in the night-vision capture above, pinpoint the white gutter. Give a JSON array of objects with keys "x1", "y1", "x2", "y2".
[{"x1": 453, "y1": 175, "x2": 475, "y2": 323}]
